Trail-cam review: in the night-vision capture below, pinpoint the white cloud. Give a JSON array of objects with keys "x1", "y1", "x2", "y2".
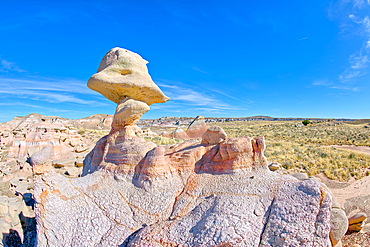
[
  {"x1": 312, "y1": 79, "x2": 332, "y2": 86},
  {"x1": 0, "y1": 89, "x2": 106, "y2": 106},
  {"x1": 353, "y1": 0, "x2": 365, "y2": 8},
  {"x1": 350, "y1": 53, "x2": 368, "y2": 68},
  {"x1": 0, "y1": 76, "x2": 108, "y2": 106},
  {"x1": 330, "y1": 85, "x2": 359, "y2": 91},
  {"x1": 0, "y1": 77, "x2": 97, "y2": 95},
  {"x1": 312, "y1": 78, "x2": 360, "y2": 91},
  {"x1": 0, "y1": 59, "x2": 26, "y2": 73},
  {"x1": 339, "y1": 69, "x2": 363, "y2": 81},
  {"x1": 338, "y1": 5, "x2": 370, "y2": 83}
]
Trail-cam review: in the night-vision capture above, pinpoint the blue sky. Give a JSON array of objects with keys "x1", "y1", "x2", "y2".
[{"x1": 0, "y1": 0, "x2": 369, "y2": 122}]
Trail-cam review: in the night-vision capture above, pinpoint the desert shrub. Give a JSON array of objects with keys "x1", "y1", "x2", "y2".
[
  {"x1": 283, "y1": 161, "x2": 293, "y2": 169},
  {"x1": 302, "y1": 120, "x2": 310, "y2": 126}
]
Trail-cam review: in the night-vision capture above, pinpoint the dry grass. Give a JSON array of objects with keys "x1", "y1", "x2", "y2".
[
  {"x1": 144, "y1": 136, "x2": 181, "y2": 145},
  {"x1": 212, "y1": 120, "x2": 370, "y2": 181},
  {"x1": 73, "y1": 120, "x2": 370, "y2": 181}
]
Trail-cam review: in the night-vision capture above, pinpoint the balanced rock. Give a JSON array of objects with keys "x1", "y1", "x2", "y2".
[
  {"x1": 201, "y1": 126, "x2": 227, "y2": 145},
  {"x1": 87, "y1": 47, "x2": 170, "y2": 105},
  {"x1": 186, "y1": 115, "x2": 208, "y2": 139},
  {"x1": 32, "y1": 48, "x2": 333, "y2": 247}
]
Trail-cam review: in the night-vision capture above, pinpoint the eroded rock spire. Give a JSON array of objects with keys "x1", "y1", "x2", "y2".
[{"x1": 32, "y1": 48, "x2": 333, "y2": 247}]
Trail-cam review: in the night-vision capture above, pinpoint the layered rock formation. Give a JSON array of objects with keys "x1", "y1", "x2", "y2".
[
  {"x1": 1, "y1": 113, "x2": 87, "y2": 161},
  {"x1": 32, "y1": 48, "x2": 333, "y2": 246}
]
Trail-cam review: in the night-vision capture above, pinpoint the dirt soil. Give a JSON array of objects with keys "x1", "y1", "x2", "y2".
[
  {"x1": 331, "y1": 145, "x2": 370, "y2": 156},
  {"x1": 316, "y1": 173, "x2": 370, "y2": 209}
]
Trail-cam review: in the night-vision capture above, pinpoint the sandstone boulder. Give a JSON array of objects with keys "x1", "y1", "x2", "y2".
[
  {"x1": 348, "y1": 212, "x2": 367, "y2": 232},
  {"x1": 330, "y1": 208, "x2": 349, "y2": 246},
  {"x1": 87, "y1": 47, "x2": 170, "y2": 105},
  {"x1": 186, "y1": 115, "x2": 208, "y2": 139},
  {"x1": 30, "y1": 146, "x2": 52, "y2": 175},
  {"x1": 201, "y1": 125, "x2": 227, "y2": 145},
  {"x1": 349, "y1": 212, "x2": 367, "y2": 225},
  {"x1": 172, "y1": 127, "x2": 189, "y2": 139},
  {"x1": 291, "y1": 172, "x2": 309, "y2": 180},
  {"x1": 268, "y1": 161, "x2": 282, "y2": 171}
]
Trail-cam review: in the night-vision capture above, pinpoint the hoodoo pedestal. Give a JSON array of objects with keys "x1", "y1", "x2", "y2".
[{"x1": 32, "y1": 48, "x2": 333, "y2": 247}]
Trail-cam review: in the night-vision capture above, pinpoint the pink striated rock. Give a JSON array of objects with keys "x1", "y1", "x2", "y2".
[
  {"x1": 3, "y1": 113, "x2": 87, "y2": 163},
  {"x1": 186, "y1": 115, "x2": 208, "y2": 139}
]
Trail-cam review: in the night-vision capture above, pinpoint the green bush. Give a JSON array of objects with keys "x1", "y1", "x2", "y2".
[{"x1": 302, "y1": 120, "x2": 310, "y2": 126}]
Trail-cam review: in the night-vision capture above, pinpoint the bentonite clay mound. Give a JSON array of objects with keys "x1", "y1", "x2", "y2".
[{"x1": 32, "y1": 48, "x2": 333, "y2": 247}]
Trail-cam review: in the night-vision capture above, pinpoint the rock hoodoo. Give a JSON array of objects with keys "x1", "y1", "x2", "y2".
[{"x1": 32, "y1": 48, "x2": 333, "y2": 246}]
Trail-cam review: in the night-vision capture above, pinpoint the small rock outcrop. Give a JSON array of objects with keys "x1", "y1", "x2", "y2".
[
  {"x1": 348, "y1": 212, "x2": 367, "y2": 232},
  {"x1": 201, "y1": 125, "x2": 227, "y2": 145},
  {"x1": 186, "y1": 115, "x2": 208, "y2": 139},
  {"x1": 32, "y1": 48, "x2": 333, "y2": 246}
]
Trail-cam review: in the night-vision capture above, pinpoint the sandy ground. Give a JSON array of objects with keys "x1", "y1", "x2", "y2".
[
  {"x1": 331, "y1": 145, "x2": 370, "y2": 156},
  {"x1": 316, "y1": 173, "x2": 370, "y2": 208}
]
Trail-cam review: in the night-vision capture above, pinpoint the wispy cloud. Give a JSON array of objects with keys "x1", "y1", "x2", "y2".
[
  {"x1": 0, "y1": 76, "x2": 108, "y2": 106},
  {"x1": 336, "y1": 2, "x2": 370, "y2": 83},
  {"x1": 0, "y1": 77, "x2": 97, "y2": 95},
  {"x1": 157, "y1": 80, "x2": 240, "y2": 113},
  {"x1": 298, "y1": 37, "x2": 308, "y2": 41},
  {"x1": 207, "y1": 88, "x2": 253, "y2": 104},
  {"x1": 312, "y1": 78, "x2": 360, "y2": 91},
  {"x1": 0, "y1": 102, "x2": 85, "y2": 113},
  {"x1": 191, "y1": 67, "x2": 212, "y2": 75},
  {"x1": 0, "y1": 89, "x2": 106, "y2": 105},
  {"x1": 0, "y1": 59, "x2": 27, "y2": 73},
  {"x1": 353, "y1": 0, "x2": 370, "y2": 9},
  {"x1": 312, "y1": 79, "x2": 332, "y2": 86}
]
